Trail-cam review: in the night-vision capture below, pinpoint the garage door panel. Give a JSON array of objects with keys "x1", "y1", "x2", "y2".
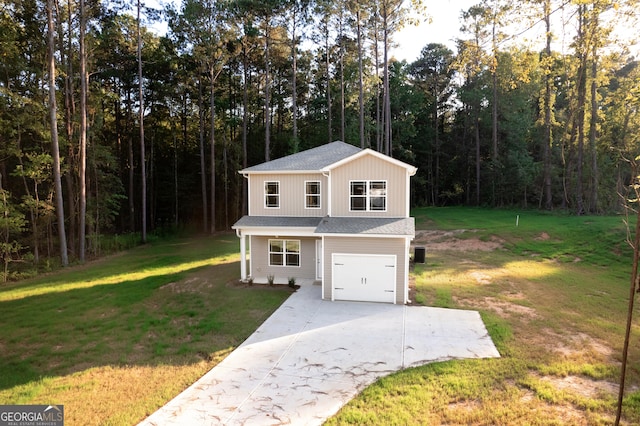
[{"x1": 332, "y1": 254, "x2": 396, "y2": 303}]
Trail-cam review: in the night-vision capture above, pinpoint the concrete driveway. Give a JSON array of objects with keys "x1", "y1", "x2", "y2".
[{"x1": 140, "y1": 284, "x2": 500, "y2": 426}]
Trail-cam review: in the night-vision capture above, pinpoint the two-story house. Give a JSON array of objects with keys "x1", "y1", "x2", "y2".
[{"x1": 231, "y1": 141, "x2": 417, "y2": 304}]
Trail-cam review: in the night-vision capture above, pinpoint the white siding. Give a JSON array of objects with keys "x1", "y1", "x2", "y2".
[
  {"x1": 248, "y1": 173, "x2": 328, "y2": 217},
  {"x1": 329, "y1": 155, "x2": 408, "y2": 217}
]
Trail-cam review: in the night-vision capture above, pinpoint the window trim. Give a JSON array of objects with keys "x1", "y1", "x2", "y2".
[
  {"x1": 304, "y1": 180, "x2": 321, "y2": 209},
  {"x1": 268, "y1": 239, "x2": 301, "y2": 267},
  {"x1": 264, "y1": 181, "x2": 280, "y2": 209},
  {"x1": 349, "y1": 180, "x2": 387, "y2": 212}
]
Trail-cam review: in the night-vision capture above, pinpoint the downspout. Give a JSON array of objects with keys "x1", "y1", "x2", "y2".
[
  {"x1": 237, "y1": 172, "x2": 250, "y2": 280},
  {"x1": 322, "y1": 171, "x2": 331, "y2": 217}
]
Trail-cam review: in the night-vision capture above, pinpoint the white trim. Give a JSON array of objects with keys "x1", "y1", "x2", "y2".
[
  {"x1": 406, "y1": 171, "x2": 411, "y2": 217},
  {"x1": 240, "y1": 233, "x2": 247, "y2": 280},
  {"x1": 323, "y1": 149, "x2": 417, "y2": 175},
  {"x1": 240, "y1": 170, "x2": 321, "y2": 175},
  {"x1": 234, "y1": 227, "x2": 318, "y2": 237},
  {"x1": 264, "y1": 180, "x2": 280, "y2": 209},
  {"x1": 404, "y1": 238, "x2": 410, "y2": 304},
  {"x1": 321, "y1": 236, "x2": 326, "y2": 299},
  {"x1": 349, "y1": 180, "x2": 388, "y2": 212},
  {"x1": 331, "y1": 253, "x2": 397, "y2": 304},
  {"x1": 324, "y1": 172, "x2": 332, "y2": 216},
  {"x1": 315, "y1": 239, "x2": 323, "y2": 280},
  {"x1": 304, "y1": 180, "x2": 322, "y2": 209},
  {"x1": 268, "y1": 238, "x2": 301, "y2": 268}
]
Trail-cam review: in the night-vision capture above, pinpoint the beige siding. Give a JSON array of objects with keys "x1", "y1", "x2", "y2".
[
  {"x1": 323, "y1": 236, "x2": 408, "y2": 304},
  {"x1": 330, "y1": 155, "x2": 408, "y2": 217},
  {"x1": 250, "y1": 236, "x2": 318, "y2": 283},
  {"x1": 248, "y1": 173, "x2": 328, "y2": 216}
]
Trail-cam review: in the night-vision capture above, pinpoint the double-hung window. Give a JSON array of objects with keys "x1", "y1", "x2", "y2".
[
  {"x1": 350, "y1": 180, "x2": 387, "y2": 211},
  {"x1": 305, "y1": 181, "x2": 321, "y2": 209},
  {"x1": 265, "y1": 181, "x2": 280, "y2": 208},
  {"x1": 269, "y1": 239, "x2": 300, "y2": 267}
]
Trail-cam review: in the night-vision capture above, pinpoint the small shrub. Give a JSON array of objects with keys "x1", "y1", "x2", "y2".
[
  {"x1": 288, "y1": 277, "x2": 296, "y2": 288},
  {"x1": 267, "y1": 274, "x2": 275, "y2": 286}
]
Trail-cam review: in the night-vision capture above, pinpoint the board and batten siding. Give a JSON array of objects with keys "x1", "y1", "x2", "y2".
[
  {"x1": 248, "y1": 173, "x2": 328, "y2": 217},
  {"x1": 323, "y1": 236, "x2": 408, "y2": 304},
  {"x1": 329, "y1": 154, "x2": 409, "y2": 217},
  {"x1": 250, "y1": 236, "x2": 318, "y2": 283}
]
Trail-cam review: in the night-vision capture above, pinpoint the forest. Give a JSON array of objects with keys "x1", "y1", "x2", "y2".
[{"x1": 0, "y1": 0, "x2": 639, "y2": 275}]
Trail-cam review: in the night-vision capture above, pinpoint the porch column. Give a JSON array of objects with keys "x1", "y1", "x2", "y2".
[{"x1": 240, "y1": 233, "x2": 247, "y2": 280}]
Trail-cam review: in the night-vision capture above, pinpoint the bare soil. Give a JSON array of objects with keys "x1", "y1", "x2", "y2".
[
  {"x1": 412, "y1": 229, "x2": 622, "y2": 412},
  {"x1": 413, "y1": 230, "x2": 504, "y2": 251}
]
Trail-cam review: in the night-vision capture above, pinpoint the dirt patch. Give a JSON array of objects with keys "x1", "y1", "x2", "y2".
[
  {"x1": 536, "y1": 232, "x2": 551, "y2": 241},
  {"x1": 472, "y1": 296, "x2": 539, "y2": 320},
  {"x1": 469, "y1": 271, "x2": 492, "y2": 285},
  {"x1": 535, "y1": 329, "x2": 614, "y2": 361},
  {"x1": 413, "y1": 230, "x2": 503, "y2": 251},
  {"x1": 539, "y1": 374, "x2": 619, "y2": 399}
]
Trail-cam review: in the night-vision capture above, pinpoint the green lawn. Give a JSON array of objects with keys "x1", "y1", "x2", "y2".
[
  {"x1": 328, "y1": 207, "x2": 640, "y2": 425},
  {"x1": 2, "y1": 208, "x2": 640, "y2": 425},
  {"x1": 0, "y1": 234, "x2": 290, "y2": 425}
]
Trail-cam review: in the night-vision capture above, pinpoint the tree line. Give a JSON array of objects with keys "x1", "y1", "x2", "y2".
[{"x1": 0, "y1": 0, "x2": 638, "y2": 276}]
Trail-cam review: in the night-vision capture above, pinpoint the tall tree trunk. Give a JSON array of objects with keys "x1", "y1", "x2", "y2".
[
  {"x1": 170, "y1": 103, "x2": 178, "y2": 226},
  {"x1": 242, "y1": 48, "x2": 249, "y2": 215},
  {"x1": 575, "y1": 5, "x2": 587, "y2": 216},
  {"x1": 542, "y1": 0, "x2": 553, "y2": 210},
  {"x1": 60, "y1": 0, "x2": 76, "y2": 255},
  {"x1": 198, "y1": 78, "x2": 208, "y2": 232},
  {"x1": 589, "y1": 22, "x2": 599, "y2": 213},
  {"x1": 79, "y1": 0, "x2": 87, "y2": 261},
  {"x1": 264, "y1": 22, "x2": 271, "y2": 161},
  {"x1": 210, "y1": 68, "x2": 216, "y2": 233},
  {"x1": 382, "y1": 5, "x2": 391, "y2": 156},
  {"x1": 475, "y1": 113, "x2": 481, "y2": 206},
  {"x1": 325, "y1": 22, "x2": 332, "y2": 143},
  {"x1": 291, "y1": 8, "x2": 299, "y2": 151},
  {"x1": 374, "y1": 17, "x2": 381, "y2": 152},
  {"x1": 357, "y1": 8, "x2": 365, "y2": 148},
  {"x1": 47, "y1": 0, "x2": 68, "y2": 265},
  {"x1": 127, "y1": 91, "x2": 135, "y2": 232},
  {"x1": 339, "y1": 5, "x2": 345, "y2": 142},
  {"x1": 137, "y1": 0, "x2": 147, "y2": 242},
  {"x1": 434, "y1": 76, "x2": 440, "y2": 205}
]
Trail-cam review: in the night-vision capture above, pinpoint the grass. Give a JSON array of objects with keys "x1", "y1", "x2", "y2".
[
  {"x1": 0, "y1": 233, "x2": 290, "y2": 425},
  {"x1": 3, "y1": 207, "x2": 640, "y2": 424},
  {"x1": 328, "y1": 207, "x2": 640, "y2": 425}
]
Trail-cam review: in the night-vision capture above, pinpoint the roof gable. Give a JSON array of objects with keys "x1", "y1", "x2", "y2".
[
  {"x1": 241, "y1": 141, "x2": 361, "y2": 173},
  {"x1": 324, "y1": 148, "x2": 417, "y2": 175}
]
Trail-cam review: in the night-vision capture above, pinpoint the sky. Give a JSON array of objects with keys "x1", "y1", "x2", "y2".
[
  {"x1": 152, "y1": 0, "x2": 638, "y2": 63},
  {"x1": 391, "y1": 0, "x2": 477, "y2": 62},
  {"x1": 392, "y1": 0, "x2": 640, "y2": 63}
]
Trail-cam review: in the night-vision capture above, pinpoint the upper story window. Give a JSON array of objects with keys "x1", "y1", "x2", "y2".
[
  {"x1": 305, "y1": 181, "x2": 321, "y2": 209},
  {"x1": 350, "y1": 180, "x2": 387, "y2": 211},
  {"x1": 265, "y1": 181, "x2": 280, "y2": 208}
]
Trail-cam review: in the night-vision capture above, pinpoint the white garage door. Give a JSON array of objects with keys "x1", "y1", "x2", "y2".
[{"x1": 332, "y1": 253, "x2": 396, "y2": 303}]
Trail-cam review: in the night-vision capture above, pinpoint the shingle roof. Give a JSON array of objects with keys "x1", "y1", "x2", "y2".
[
  {"x1": 232, "y1": 215, "x2": 415, "y2": 237},
  {"x1": 241, "y1": 141, "x2": 362, "y2": 172},
  {"x1": 232, "y1": 216, "x2": 323, "y2": 228},
  {"x1": 314, "y1": 217, "x2": 415, "y2": 236}
]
